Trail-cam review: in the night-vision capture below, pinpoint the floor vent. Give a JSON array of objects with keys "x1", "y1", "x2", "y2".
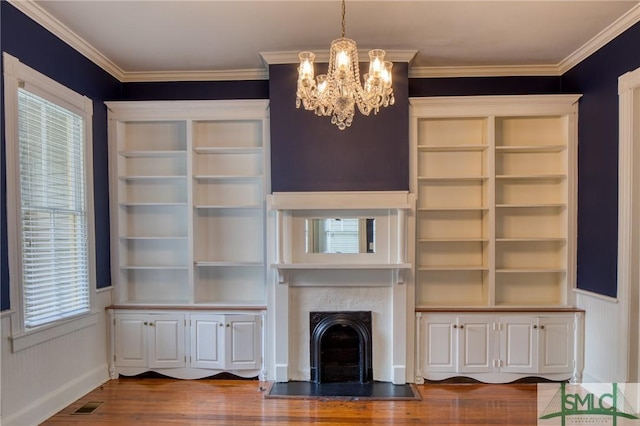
[{"x1": 72, "y1": 401, "x2": 103, "y2": 415}]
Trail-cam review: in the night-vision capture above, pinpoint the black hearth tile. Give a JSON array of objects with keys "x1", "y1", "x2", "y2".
[{"x1": 266, "y1": 381, "x2": 420, "y2": 400}]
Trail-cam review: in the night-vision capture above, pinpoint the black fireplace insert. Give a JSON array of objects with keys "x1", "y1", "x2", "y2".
[{"x1": 309, "y1": 311, "x2": 373, "y2": 383}]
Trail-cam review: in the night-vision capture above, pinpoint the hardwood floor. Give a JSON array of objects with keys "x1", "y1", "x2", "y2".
[{"x1": 42, "y1": 378, "x2": 539, "y2": 425}]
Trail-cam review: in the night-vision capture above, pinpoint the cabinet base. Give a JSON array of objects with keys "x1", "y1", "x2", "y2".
[
  {"x1": 416, "y1": 372, "x2": 575, "y2": 384},
  {"x1": 113, "y1": 367, "x2": 262, "y2": 380}
]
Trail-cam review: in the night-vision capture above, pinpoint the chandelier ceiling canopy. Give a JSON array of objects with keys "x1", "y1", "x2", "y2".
[{"x1": 295, "y1": 0, "x2": 394, "y2": 130}]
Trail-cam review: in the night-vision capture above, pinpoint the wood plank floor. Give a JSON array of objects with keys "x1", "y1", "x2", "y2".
[{"x1": 42, "y1": 378, "x2": 539, "y2": 425}]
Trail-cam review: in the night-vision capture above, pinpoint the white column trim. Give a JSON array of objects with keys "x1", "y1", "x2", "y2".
[{"x1": 617, "y1": 66, "x2": 640, "y2": 383}]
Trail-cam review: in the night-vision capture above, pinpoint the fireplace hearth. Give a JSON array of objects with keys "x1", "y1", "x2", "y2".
[{"x1": 310, "y1": 311, "x2": 373, "y2": 383}]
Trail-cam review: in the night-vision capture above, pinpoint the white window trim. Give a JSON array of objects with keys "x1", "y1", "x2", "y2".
[{"x1": 3, "y1": 52, "x2": 97, "y2": 351}]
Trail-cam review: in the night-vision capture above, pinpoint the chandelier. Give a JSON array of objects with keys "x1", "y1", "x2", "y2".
[{"x1": 295, "y1": 0, "x2": 394, "y2": 130}]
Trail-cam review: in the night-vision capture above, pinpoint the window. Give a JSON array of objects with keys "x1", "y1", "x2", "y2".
[{"x1": 4, "y1": 53, "x2": 95, "y2": 334}]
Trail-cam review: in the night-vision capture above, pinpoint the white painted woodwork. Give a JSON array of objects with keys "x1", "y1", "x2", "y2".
[
  {"x1": 268, "y1": 191, "x2": 413, "y2": 384},
  {"x1": 410, "y1": 95, "x2": 581, "y2": 308},
  {"x1": 416, "y1": 311, "x2": 583, "y2": 383},
  {"x1": 617, "y1": 66, "x2": 640, "y2": 383},
  {"x1": 421, "y1": 315, "x2": 456, "y2": 373},
  {"x1": 114, "y1": 314, "x2": 148, "y2": 368},
  {"x1": 538, "y1": 316, "x2": 574, "y2": 374},
  {"x1": 226, "y1": 315, "x2": 261, "y2": 370},
  {"x1": 110, "y1": 310, "x2": 262, "y2": 379},
  {"x1": 190, "y1": 314, "x2": 224, "y2": 369},
  {"x1": 499, "y1": 317, "x2": 536, "y2": 373},
  {"x1": 106, "y1": 100, "x2": 270, "y2": 307},
  {"x1": 148, "y1": 315, "x2": 186, "y2": 369},
  {"x1": 457, "y1": 316, "x2": 494, "y2": 373},
  {"x1": 114, "y1": 313, "x2": 186, "y2": 369}
]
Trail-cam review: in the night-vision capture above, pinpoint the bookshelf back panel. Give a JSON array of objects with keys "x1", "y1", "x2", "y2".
[
  {"x1": 418, "y1": 211, "x2": 487, "y2": 239},
  {"x1": 122, "y1": 179, "x2": 188, "y2": 204},
  {"x1": 417, "y1": 118, "x2": 486, "y2": 146},
  {"x1": 495, "y1": 208, "x2": 565, "y2": 239},
  {"x1": 417, "y1": 270, "x2": 488, "y2": 306},
  {"x1": 495, "y1": 116, "x2": 567, "y2": 147},
  {"x1": 120, "y1": 156, "x2": 187, "y2": 177},
  {"x1": 194, "y1": 180, "x2": 263, "y2": 206},
  {"x1": 194, "y1": 152, "x2": 262, "y2": 176},
  {"x1": 120, "y1": 205, "x2": 188, "y2": 237},
  {"x1": 193, "y1": 120, "x2": 262, "y2": 148},
  {"x1": 194, "y1": 209, "x2": 264, "y2": 262},
  {"x1": 122, "y1": 121, "x2": 187, "y2": 151},
  {"x1": 418, "y1": 241, "x2": 486, "y2": 267},
  {"x1": 495, "y1": 273, "x2": 564, "y2": 305},
  {"x1": 195, "y1": 267, "x2": 265, "y2": 304},
  {"x1": 120, "y1": 239, "x2": 189, "y2": 267},
  {"x1": 496, "y1": 180, "x2": 566, "y2": 205},
  {"x1": 120, "y1": 269, "x2": 190, "y2": 303},
  {"x1": 495, "y1": 241, "x2": 566, "y2": 269},
  {"x1": 418, "y1": 181, "x2": 486, "y2": 209},
  {"x1": 419, "y1": 151, "x2": 486, "y2": 177},
  {"x1": 496, "y1": 152, "x2": 565, "y2": 175}
]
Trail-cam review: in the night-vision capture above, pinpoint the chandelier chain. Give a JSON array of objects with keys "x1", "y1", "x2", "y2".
[{"x1": 341, "y1": 0, "x2": 346, "y2": 38}]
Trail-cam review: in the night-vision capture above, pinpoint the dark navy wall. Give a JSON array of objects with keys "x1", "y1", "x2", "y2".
[
  {"x1": 121, "y1": 80, "x2": 268, "y2": 101},
  {"x1": 562, "y1": 21, "x2": 640, "y2": 298},
  {"x1": 409, "y1": 76, "x2": 562, "y2": 96},
  {"x1": 269, "y1": 63, "x2": 409, "y2": 191},
  {"x1": 1, "y1": 2, "x2": 121, "y2": 309}
]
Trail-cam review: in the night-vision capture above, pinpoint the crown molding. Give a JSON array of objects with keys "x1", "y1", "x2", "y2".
[
  {"x1": 120, "y1": 69, "x2": 269, "y2": 83},
  {"x1": 260, "y1": 50, "x2": 418, "y2": 65},
  {"x1": 558, "y1": 3, "x2": 640, "y2": 74},
  {"x1": 408, "y1": 64, "x2": 562, "y2": 79},
  {"x1": 9, "y1": 0, "x2": 640, "y2": 82},
  {"x1": 8, "y1": 0, "x2": 125, "y2": 81}
]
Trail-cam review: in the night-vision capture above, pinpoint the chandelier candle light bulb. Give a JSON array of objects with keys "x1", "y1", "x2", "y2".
[{"x1": 295, "y1": 0, "x2": 394, "y2": 130}]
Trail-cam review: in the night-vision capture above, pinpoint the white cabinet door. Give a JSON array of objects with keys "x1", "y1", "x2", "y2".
[
  {"x1": 189, "y1": 314, "x2": 261, "y2": 371},
  {"x1": 226, "y1": 315, "x2": 261, "y2": 370},
  {"x1": 115, "y1": 313, "x2": 185, "y2": 369},
  {"x1": 115, "y1": 314, "x2": 148, "y2": 367},
  {"x1": 190, "y1": 314, "x2": 225, "y2": 369},
  {"x1": 457, "y1": 316, "x2": 495, "y2": 373},
  {"x1": 421, "y1": 315, "x2": 457, "y2": 373},
  {"x1": 499, "y1": 317, "x2": 536, "y2": 374},
  {"x1": 148, "y1": 314, "x2": 186, "y2": 369},
  {"x1": 538, "y1": 316, "x2": 574, "y2": 374}
]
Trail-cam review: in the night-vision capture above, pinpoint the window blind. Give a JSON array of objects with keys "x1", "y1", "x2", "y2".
[
  {"x1": 323, "y1": 218, "x2": 360, "y2": 254},
  {"x1": 17, "y1": 88, "x2": 90, "y2": 328}
]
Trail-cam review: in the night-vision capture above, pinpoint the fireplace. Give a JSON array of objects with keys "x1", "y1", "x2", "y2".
[{"x1": 310, "y1": 311, "x2": 373, "y2": 383}]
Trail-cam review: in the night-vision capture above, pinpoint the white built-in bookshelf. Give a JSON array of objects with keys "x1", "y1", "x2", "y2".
[
  {"x1": 410, "y1": 95, "x2": 581, "y2": 308},
  {"x1": 107, "y1": 100, "x2": 270, "y2": 307}
]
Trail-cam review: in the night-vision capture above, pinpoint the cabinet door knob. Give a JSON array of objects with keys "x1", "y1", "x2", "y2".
[
  {"x1": 226, "y1": 323, "x2": 230, "y2": 328},
  {"x1": 533, "y1": 325, "x2": 538, "y2": 329},
  {"x1": 149, "y1": 322, "x2": 154, "y2": 326},
  {"x1": 459, "y1": 325, "x2": 464, "y2": 329},
  {"x1": 143, "y1": 322, "x2": 148, "y2": 326},
  {"x1": 453, "y1": 324, "x2": 457, "y2": 329},
  {"x1": 540, "y1": 325, "x2": 545, "y2": 330},
  {"x1": 219, "y1": 323, "x2": 224, "y2": 327}
]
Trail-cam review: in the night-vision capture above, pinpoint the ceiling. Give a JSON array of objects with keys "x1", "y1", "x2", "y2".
[{"x1": 18, "y1": 0, "x2": 640, "y2": 81}]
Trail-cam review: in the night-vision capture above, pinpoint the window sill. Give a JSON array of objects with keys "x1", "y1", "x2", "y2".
[{"x1": 10, "y1": 310, "x2": 100, "y2": 352}]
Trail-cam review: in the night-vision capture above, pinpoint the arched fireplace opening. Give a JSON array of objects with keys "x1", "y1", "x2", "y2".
[{"x1": 310, "y1": 311, "x2": 373, "y2": 383}]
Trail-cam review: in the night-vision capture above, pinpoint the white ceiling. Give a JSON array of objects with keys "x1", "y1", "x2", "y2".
[{"x1": 19, "y1": 0, "x2": 640, "y2": 81}]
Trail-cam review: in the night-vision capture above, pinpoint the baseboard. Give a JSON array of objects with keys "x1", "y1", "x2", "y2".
[{"x1": 1, "y1": 363, "x2": 109, "y2": 426}]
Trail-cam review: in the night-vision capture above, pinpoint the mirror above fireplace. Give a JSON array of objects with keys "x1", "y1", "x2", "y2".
[{"x1": 305, "y1": 218, "x2": 376, "y2": 254}]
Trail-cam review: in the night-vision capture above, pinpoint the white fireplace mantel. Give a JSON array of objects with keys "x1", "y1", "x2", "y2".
[
  {"x1": 268, "y1": 191, "x2": 412, "y2": 284},
  {"x1": 267, "y1": 191, "x2": 412, "y2": 384}
]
